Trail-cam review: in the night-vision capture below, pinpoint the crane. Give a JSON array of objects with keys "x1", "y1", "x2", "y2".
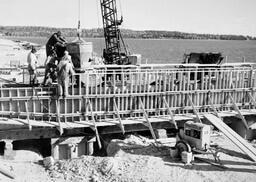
[{"x1": 100, "y1": 0, "x2": 129, "y2": 65}]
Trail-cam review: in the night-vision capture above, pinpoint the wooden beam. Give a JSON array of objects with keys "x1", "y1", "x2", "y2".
[
  {"x1": 87, "y1": 99, "x2": 102, "y2": 149},
  {"x1": 228, "y1": 93, "x2": 249, "y2": 130},
  {"x1": 187, "y1": 94, "x2": 202, "y2": 123},
  {"x1": 139, "y1": 97, "x2": 157, "y2": 143},
  {"x1": 113, "y1": 98, "x2": 125, "y2": 134},
  {"x1": 247, "y1": 91, "x2": 256, "y2": 109},
  {"x1": 208, "y1": 93, "x2": 221, "y2": 119},
  {"x1": 162, "y1": 95, "x2": 177, "y2": 129}
]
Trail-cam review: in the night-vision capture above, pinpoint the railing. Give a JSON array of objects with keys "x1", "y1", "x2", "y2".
[{"x1": 0, "y1": 63, "x2": 256, "y2": 123}]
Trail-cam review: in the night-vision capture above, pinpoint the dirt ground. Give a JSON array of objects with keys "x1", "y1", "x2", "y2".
[{"x1": 0, "y1": 133, "x2": 256, "y2": 182}]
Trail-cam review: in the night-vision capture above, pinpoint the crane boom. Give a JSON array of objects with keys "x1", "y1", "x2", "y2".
[{"x1": 100, "y1": 0, "x2": 128, "y2": 64}]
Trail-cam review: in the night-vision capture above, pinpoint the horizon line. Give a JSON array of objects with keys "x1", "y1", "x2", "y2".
[{"x1": 0, "y1": 25, "x2": 255, "y2": 38}]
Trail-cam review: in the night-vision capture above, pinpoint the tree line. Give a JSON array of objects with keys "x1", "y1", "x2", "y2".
[{"x1": 0, "y1": 26, "x2": 255, "y2": 40}]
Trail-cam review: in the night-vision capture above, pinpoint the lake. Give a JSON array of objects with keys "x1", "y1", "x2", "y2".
[{"x1": 8, "y1": 36, "x2": 256, "y2": 64}]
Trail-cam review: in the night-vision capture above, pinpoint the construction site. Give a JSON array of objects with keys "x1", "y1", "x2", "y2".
[{"x1": 0, "y1": 0, "x2": 256, "y2": 181}]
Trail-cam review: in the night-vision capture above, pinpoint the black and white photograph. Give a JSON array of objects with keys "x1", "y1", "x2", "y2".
[{"x1": 0, "y1": 0, "x2": 256, "y2": 181}]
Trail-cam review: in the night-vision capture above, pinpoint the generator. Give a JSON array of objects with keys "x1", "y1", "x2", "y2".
[{"x1": 183, "y1": 120, "x2": 211, "y2": 150}]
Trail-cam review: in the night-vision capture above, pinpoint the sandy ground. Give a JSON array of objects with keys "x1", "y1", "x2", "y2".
[
  {"x1": 0, "y1": 37, "x2": 46, "y2": 68},
  {"x1": 0, "y1": 37, "x2": 255, "y2": 182},
  {"x1": 0, "y1": 133, "x2": 256, "y2": 182},
  {"x1": 0, "y1": 37, "x2": 46, "y2": 83}
]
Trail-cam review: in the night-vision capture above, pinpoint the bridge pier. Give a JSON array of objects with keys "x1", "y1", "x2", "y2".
[
  {"x1": 2, "y1": 140, "x2": 15, "y2": 159},
  {"x1": 51, "y1": 136, "x2": 96, "y2": 160},
  {"x1": 154, "y1": 129, "x2": 168, "y2": 139}
]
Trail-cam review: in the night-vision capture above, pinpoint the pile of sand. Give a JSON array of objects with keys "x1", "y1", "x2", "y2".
[
  {"x1": 1, "y1": 134, "x2": 256, "y2": 182},
  {"x1": 45, "y1": 134, "x2": 256, "y2": 182}
]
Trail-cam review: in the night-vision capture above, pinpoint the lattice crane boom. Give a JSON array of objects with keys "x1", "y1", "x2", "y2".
[{"x1": 100, "y1": 0, "x2": 128, "y2": 64}]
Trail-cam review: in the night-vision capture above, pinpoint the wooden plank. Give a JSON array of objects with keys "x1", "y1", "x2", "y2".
[
  {"x1": 204, "y1": 113, "x2": 256, "y2": 162},
  {"x1": 36, "y1": 91, "x2": 53, "y2": 95},
  {"x1": 13, "y1": 118, "x2": 54, "y2": 127}
]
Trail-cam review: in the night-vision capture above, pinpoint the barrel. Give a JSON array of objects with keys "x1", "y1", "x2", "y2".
[{"x1": 66, "y1": 41, "x2": 93, "y2": 69}]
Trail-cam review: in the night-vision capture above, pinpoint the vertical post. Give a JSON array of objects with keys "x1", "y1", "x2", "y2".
[
  {"x1": 24, "y1": 101, "x2": 32, "y2": 130},
  {"x1": 51, "y1": 138, "x2": 59, "y2": 160},
  {"x1": 56, "y1": 99, "x2": 63, "y2": 135},
  {"x1": 3, "y1": 140, "x2": 14, "y2": 160}
]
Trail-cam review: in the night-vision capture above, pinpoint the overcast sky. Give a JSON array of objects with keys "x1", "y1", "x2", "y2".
[{"x1": 0, "y1": 0, "x2": 255, "y2": 36}]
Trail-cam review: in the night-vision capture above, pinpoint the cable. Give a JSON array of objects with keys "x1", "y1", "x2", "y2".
[
  {"x1": 78, "y1": 0, "x2": 80, "y2": 24},
  {"x1": 96, "y1": 0, "x2": 101, "y2": 28},
  {"x1": 118, "y1": 0, "x2": 123, "y2": 17}
]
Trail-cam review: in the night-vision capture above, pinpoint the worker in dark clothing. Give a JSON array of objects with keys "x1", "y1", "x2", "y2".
[
  {"x1": 42, "y1": 51, "x2": 58, "y2": 86},
  {"x1": 46, "y1": 31, "x2": 66, "y2": 57}
]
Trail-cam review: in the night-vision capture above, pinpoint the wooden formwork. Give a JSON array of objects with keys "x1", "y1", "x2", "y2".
[{"x1": 0, "y1": 63, "x2": 256, "y2": 136}]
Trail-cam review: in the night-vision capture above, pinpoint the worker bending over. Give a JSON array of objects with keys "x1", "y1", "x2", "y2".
[
  {"x1": 42, "y1": 51, "x2": 58, "y2": 86},
  {"x1": 46, "y1": 31, "x2": 66, "y2": 57},
  {"x1": 27, "y1": 46, "x2": 38, "y2": 85},
  {"x1": 57, "y1": 51, "x2": 75, "y2": 97}
]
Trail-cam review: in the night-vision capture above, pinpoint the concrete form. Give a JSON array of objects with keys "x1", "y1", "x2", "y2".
[{"x1": 0, "y1": 63, "x2": 256, "y2": 159}]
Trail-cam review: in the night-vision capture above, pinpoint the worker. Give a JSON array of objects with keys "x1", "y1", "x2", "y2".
[
  {"x1": 57, "y1": 51, "x2": 75, "y2": 97},
  {"x1": 42, "y1": 51, "x2": 58, "y2": 86},
  {"x1": 27, "y1": 46, "x2": 38, "y2": 85},
  {"x1": 46, "y1": 31, "x2": 66, "y2": 57}
]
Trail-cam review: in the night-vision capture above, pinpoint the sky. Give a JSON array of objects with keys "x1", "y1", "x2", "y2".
[{"x1": 0, "y1": 0, "x2": 256, "y2": 36}]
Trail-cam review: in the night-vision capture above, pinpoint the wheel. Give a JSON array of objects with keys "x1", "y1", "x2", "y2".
[{"x1": 175, "y1": 140, "x2": 192, "y2": 155}]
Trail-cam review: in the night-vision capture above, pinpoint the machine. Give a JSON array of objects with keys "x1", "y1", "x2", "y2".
[
  {"x1": 100, "y1": 0, "x2": 129, "y2": 65},
  {"x1": 183, "y1": 120, "x2": 211, "y2": 150},
  {"x1": 176, "y1": 121, "x2": 211, "y2": 152}
]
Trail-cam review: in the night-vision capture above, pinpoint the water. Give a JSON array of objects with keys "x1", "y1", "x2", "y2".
[{"x1": 9, "y1": 36, "x2": 256, "y2": 64}]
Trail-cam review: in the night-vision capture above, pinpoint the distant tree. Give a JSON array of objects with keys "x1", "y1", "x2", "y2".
[{"x1": 0, "y1": 25, "x2": 254, "y2": 40}]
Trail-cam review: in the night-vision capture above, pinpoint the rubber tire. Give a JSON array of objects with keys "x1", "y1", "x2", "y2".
[{"x1": 175, "y1": 140, "x2": 192, "y2": 155}]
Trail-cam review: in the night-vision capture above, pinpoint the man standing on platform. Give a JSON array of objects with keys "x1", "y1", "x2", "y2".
[
  {"x1": 57, "y1": 51, "x2": 75, "y2": 97},
  {"x1": 27, "y1": 46, "x2": 38, "y2": 85}
]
